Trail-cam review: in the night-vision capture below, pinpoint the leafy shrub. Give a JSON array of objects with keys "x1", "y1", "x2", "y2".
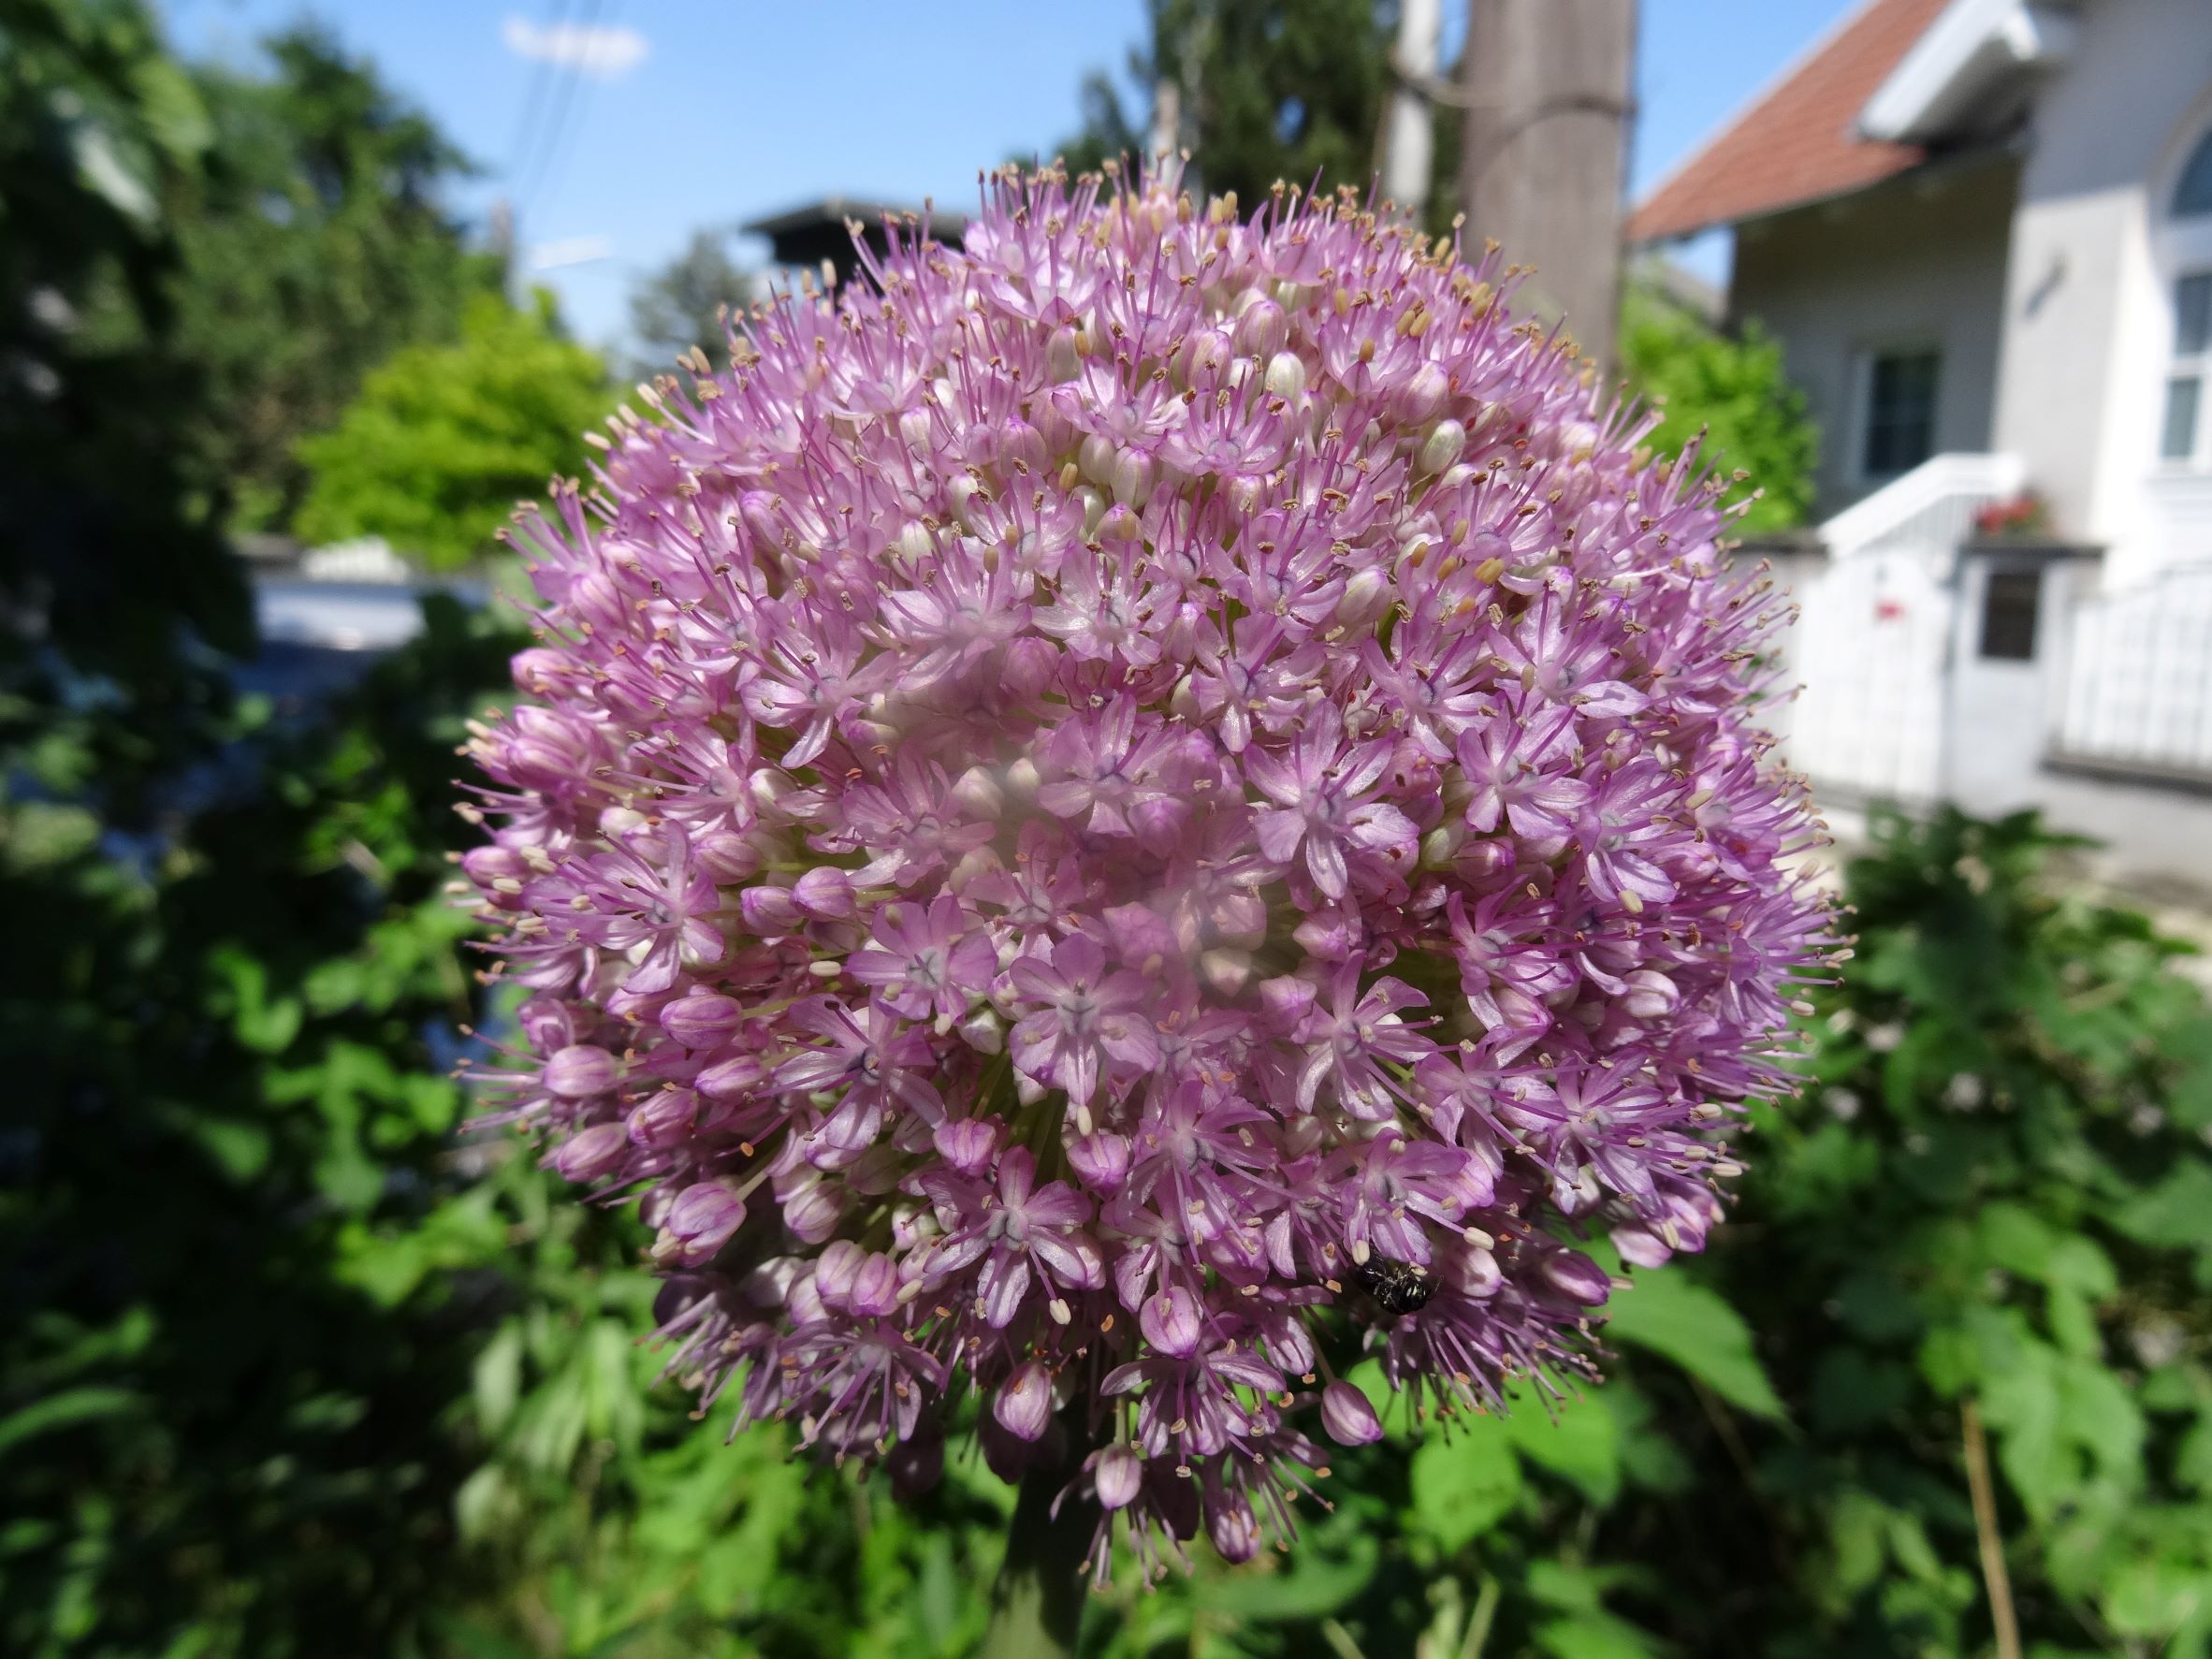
[
  {"x1": 1620, "y1": 282, "x2": 1819, "y2": 535},
  {"x1": 296, "y1": 291, "x2": 609, "y2": 571}
]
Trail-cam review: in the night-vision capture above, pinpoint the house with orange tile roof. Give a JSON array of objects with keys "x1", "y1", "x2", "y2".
[{"x1": 1632, "y1": 0, "x2": 2212, "y2": 888}]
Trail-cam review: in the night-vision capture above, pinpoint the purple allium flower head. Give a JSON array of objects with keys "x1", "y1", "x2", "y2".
[{"x1": 462, "y1": 164, "x2": 1836, "y2": 1583}]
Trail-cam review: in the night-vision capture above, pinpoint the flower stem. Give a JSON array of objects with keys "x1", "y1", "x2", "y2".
[
  {"x1": 1962, "y1": 1398, "x2": 2022, "y2": 1659},
  {"x1": 980, "y1": 1441, "x2": 1092, "y2": 1659}
]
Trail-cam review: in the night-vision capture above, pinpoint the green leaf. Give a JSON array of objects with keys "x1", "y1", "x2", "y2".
[
  {"x1": 0, "y1": 1387, "x2": 138, "y2": 1459},
  {"x1": 1977, "y1": 1201, "x2": 2057, "y2": 1281},
  {"x1": 1194, "y1": 1533, "x2": 1379, "y2": 1620},
  {"x1": 1504, "y1": 1391, "x2": 1622, "y2": 1506},
  {"x1": 2057, "y1": 1361, "x2": 2145, "y2": 1483},
  {"x1": 1533, "y1": 1613, "x2": 1670, "y2": 1659},
  {"x1": 1983, "y1": 1346, "x2": 2070, "y2": 1518},
  {"x1": 474, "y1": 1324, "x2": 524, "y2": 1437},
  {"x1": 1606, "y1": 1268, "x2": 1785, "y2": 1419},
  {"x1": 2105, "y1": 1557, "x2": 2212, "y2": 1638},
  {"x1": 2045, "y1": 1235, "x2": 2117, "y2": 1299},
  {"x1": 1408, "y1": 1421, "x2": 1521, "y2": 1552},
  {"x1": 2116, "y1": 1163, "x2": 2212, "y2": 1252},
  {"x1": 1825, "y1": 1490, "x2": 1891, "y2": 1605},
  {"x1": 210, "y1": 946, "x2": 303, "y2": 1055}
]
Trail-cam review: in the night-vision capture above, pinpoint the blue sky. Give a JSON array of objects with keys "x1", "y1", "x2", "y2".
[{"x1": 164, "y1": 0, "x2": 1859, "y2": 353}]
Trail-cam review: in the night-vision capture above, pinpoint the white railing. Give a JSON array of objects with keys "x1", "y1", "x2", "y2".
[
  {"x1": 1816, "y1": 451, "x2": 2027, "y2": 562},
  {"x1": 2055, "y1": 564, "x2": 2212, "y2": 777}
]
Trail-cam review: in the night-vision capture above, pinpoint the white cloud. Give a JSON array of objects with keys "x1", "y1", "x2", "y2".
[
  {"x1": 528, "y1": 235, "x2": 613, "y2": 271},
  {"x1": 502, "y1": 15, "x2": 649, "y2": 79}
]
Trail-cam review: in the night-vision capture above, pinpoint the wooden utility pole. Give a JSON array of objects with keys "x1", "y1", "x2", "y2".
[{"x1": 1458, "y1": 0, "x2": 1637, "y2": 372}]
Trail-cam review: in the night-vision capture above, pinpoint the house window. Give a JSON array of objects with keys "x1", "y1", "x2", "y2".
[
  {"x1": 2176, "y1": 129, "x2": 2212, "y2": 218},
  {"x1": 1861, "y1": 347, "x2": 1941, "y2": 478},
  {"x1": 2164, "y1": 270, "x2": 2210, "y2": 463},
  {"x1": 1978, "y1": 568, "x2": 2041, "y2": 662}
]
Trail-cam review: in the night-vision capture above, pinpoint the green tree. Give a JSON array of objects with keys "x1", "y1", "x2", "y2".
[
  {"x1": 1619, "y1": 276, "x2": 1819, "y2": 532},
  {"x1": 0, "y1": 0, "x2": 244, "y2": 830},
  {"x1": 628, "y1": 226, "x2": 752, "y2": 374},
  {"x1": 296, "y1": 289, "x2": 609, "y2": 571},
  {"x1": 0, "y1": 600, "x2": 520, "y2": 1659},
  {"x1": 1058, "y1": 0, "x2": 1394, "y2": 208},
  {"x1": 171, "y1": 26, "x2": 499, "y2": 531}
]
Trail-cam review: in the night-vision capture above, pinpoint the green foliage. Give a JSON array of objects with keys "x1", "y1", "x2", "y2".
[
  {"x1": 1057, "y1": 0, "x2": 1393, "y2": 209},
  {"x1": 296, "y1": 290, "x2": 610, "y2": 571},
  {"x1": 1619, "y1": 280, "x2": 1820, "y2": 533},
  {"x1": 1, "y1": 597, "x2": 517, "y2": 1657},
  {"x1": 0, "y1": 0, "x2": 246, "y2": 752},
  {"x1": 171, "y1": 26, "x2": 501, "y2": 529}
]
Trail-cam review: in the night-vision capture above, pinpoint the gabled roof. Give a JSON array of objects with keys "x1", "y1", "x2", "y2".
[
  {"x1": 1859, "y1": 0, "x2": 2075, "y2": 144},
  {"x1": 1626, "y1": 0, "x2": 1956, "y2": 243}
]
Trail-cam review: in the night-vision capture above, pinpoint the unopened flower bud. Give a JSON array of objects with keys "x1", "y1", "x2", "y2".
[
  {"x1": 1234, "y1": 296, "x2": 1288, "y2": 358},
  {"x1": 1335, "y1": 567, "x2": 1391, "y2": 627},
  {"x1": 779, "y1": 1174, "x2": 846, "y2": 1243},
  {"x1": 1258, "y1": 974, "x2": 1318, "y2": 1030},
  {"x1": 552, "y1": 1121, "x2": 630, "y2": 1182},
  {"x1": 934, "y1": 1115, "x2": 999, "y2": 1176},
  {"x1": 1320, "y1": 1380, "x2": 1385, "y2": 1446},
  {"x1": 850, "y1": 1251, "x2": 901, "y2": 1317},
  {"x1": 1400, "y1": 362, "x2": 1449, "y2": 425},
  {"x1": 1066, "y1": 1130, "x2": 1132, "y2": 1193},
  {"x1": 955, "y1": 1007, "x2": 1005, "y2": 1055},
  {"x1": 994, "y1": 1361, "x2": 1055, "y2": 1442},
  {"x1": 791, "y1": 866, "x2": 855, "y2": 919},
  {"x1": 545, "y1": 1044, "x2": 618, "y2": 1099},
  {"x1": 1541, "y1": 1249, "x2": 1612, "y2": 1307},
  {"x1": 1178, "y1": 327, "x2": 1232, "y2": 388},
  {"x1": 1047, "y1": 325, "x2": 1082, "y2": 383},
  {"x1": 1078, "y1": 431, "x2": 1116, "y2": 486},
  {"x1": 661, "y1": 990, "x2": 744, "y2": 1047},
  {"x1": 813, "y1": 1239, "x2": 866, "y2": 1309},
  {"x1": 692, "y1": 830, "x2": 761, "y2": 885},
  {"x1": 739, "y1": 884, "x2": 802, "y2": 934},
  {"x1": 1109, "y1": 447, "x2": 1154, "y2": 510},
  {"x1": 654, "y1": 1182, "x2": 746, "y2": 1266},
  {"x1": 952, "y1": 764, "x2": 1005, "y2": 819},
  {"x1": 1420, "y1": 822, "x2": 1467, "y2": 868},
  {"x1": 1207, "y1": 1495, "x2": 1260, "y2": 1563},
  {"x1": 1140, "y1": 1286, "x2": 1204, "y2": 1358},
  {"x1": 627, "y1": 1087, "x2": 697, "y2": 1150},
  {"x1": 1622, "y1": 969, "x2": 1681, "y2": 1020},
  {"x1": 1094, "y1": 1445, "x2": 1143, "y2": 1509},
  {"x1": 1419, "y1": 418, "x2": 1467, "y2": 475},
  {"x1": 1200, "y1": 948, "x2": 1253, "y2": 997}
]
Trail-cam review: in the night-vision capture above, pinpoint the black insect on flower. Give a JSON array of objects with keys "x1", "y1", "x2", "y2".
[{"x1": 1352, "y1": 1255, "x2": 1438, "y2": 1317}]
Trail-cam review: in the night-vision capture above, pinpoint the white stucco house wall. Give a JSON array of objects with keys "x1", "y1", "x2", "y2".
[{"x1": 1631, "y1": 0, "x2": 2212, "y2": 891}]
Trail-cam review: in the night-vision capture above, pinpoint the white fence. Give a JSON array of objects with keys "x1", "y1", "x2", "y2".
[
  {"x1": 2055, "y1": 564, "x2": 2212, "y2": 777},
  {"x1": 1783, "y1": 454, "x2": 2026, "y2": 801}
]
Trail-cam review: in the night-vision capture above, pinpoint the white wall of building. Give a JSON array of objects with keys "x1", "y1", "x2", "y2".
[
  {"x1": 1992, "y1": 0, "x2": 2212, "y2": 587},
  {"x1": 1731, "y1": 157, "x2": 2018, "y2": 519}
]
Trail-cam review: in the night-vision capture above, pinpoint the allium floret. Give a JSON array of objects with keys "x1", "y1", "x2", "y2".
[{"x1": 461, "y1": 163, "x2": 1835, "y2": 1581}]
